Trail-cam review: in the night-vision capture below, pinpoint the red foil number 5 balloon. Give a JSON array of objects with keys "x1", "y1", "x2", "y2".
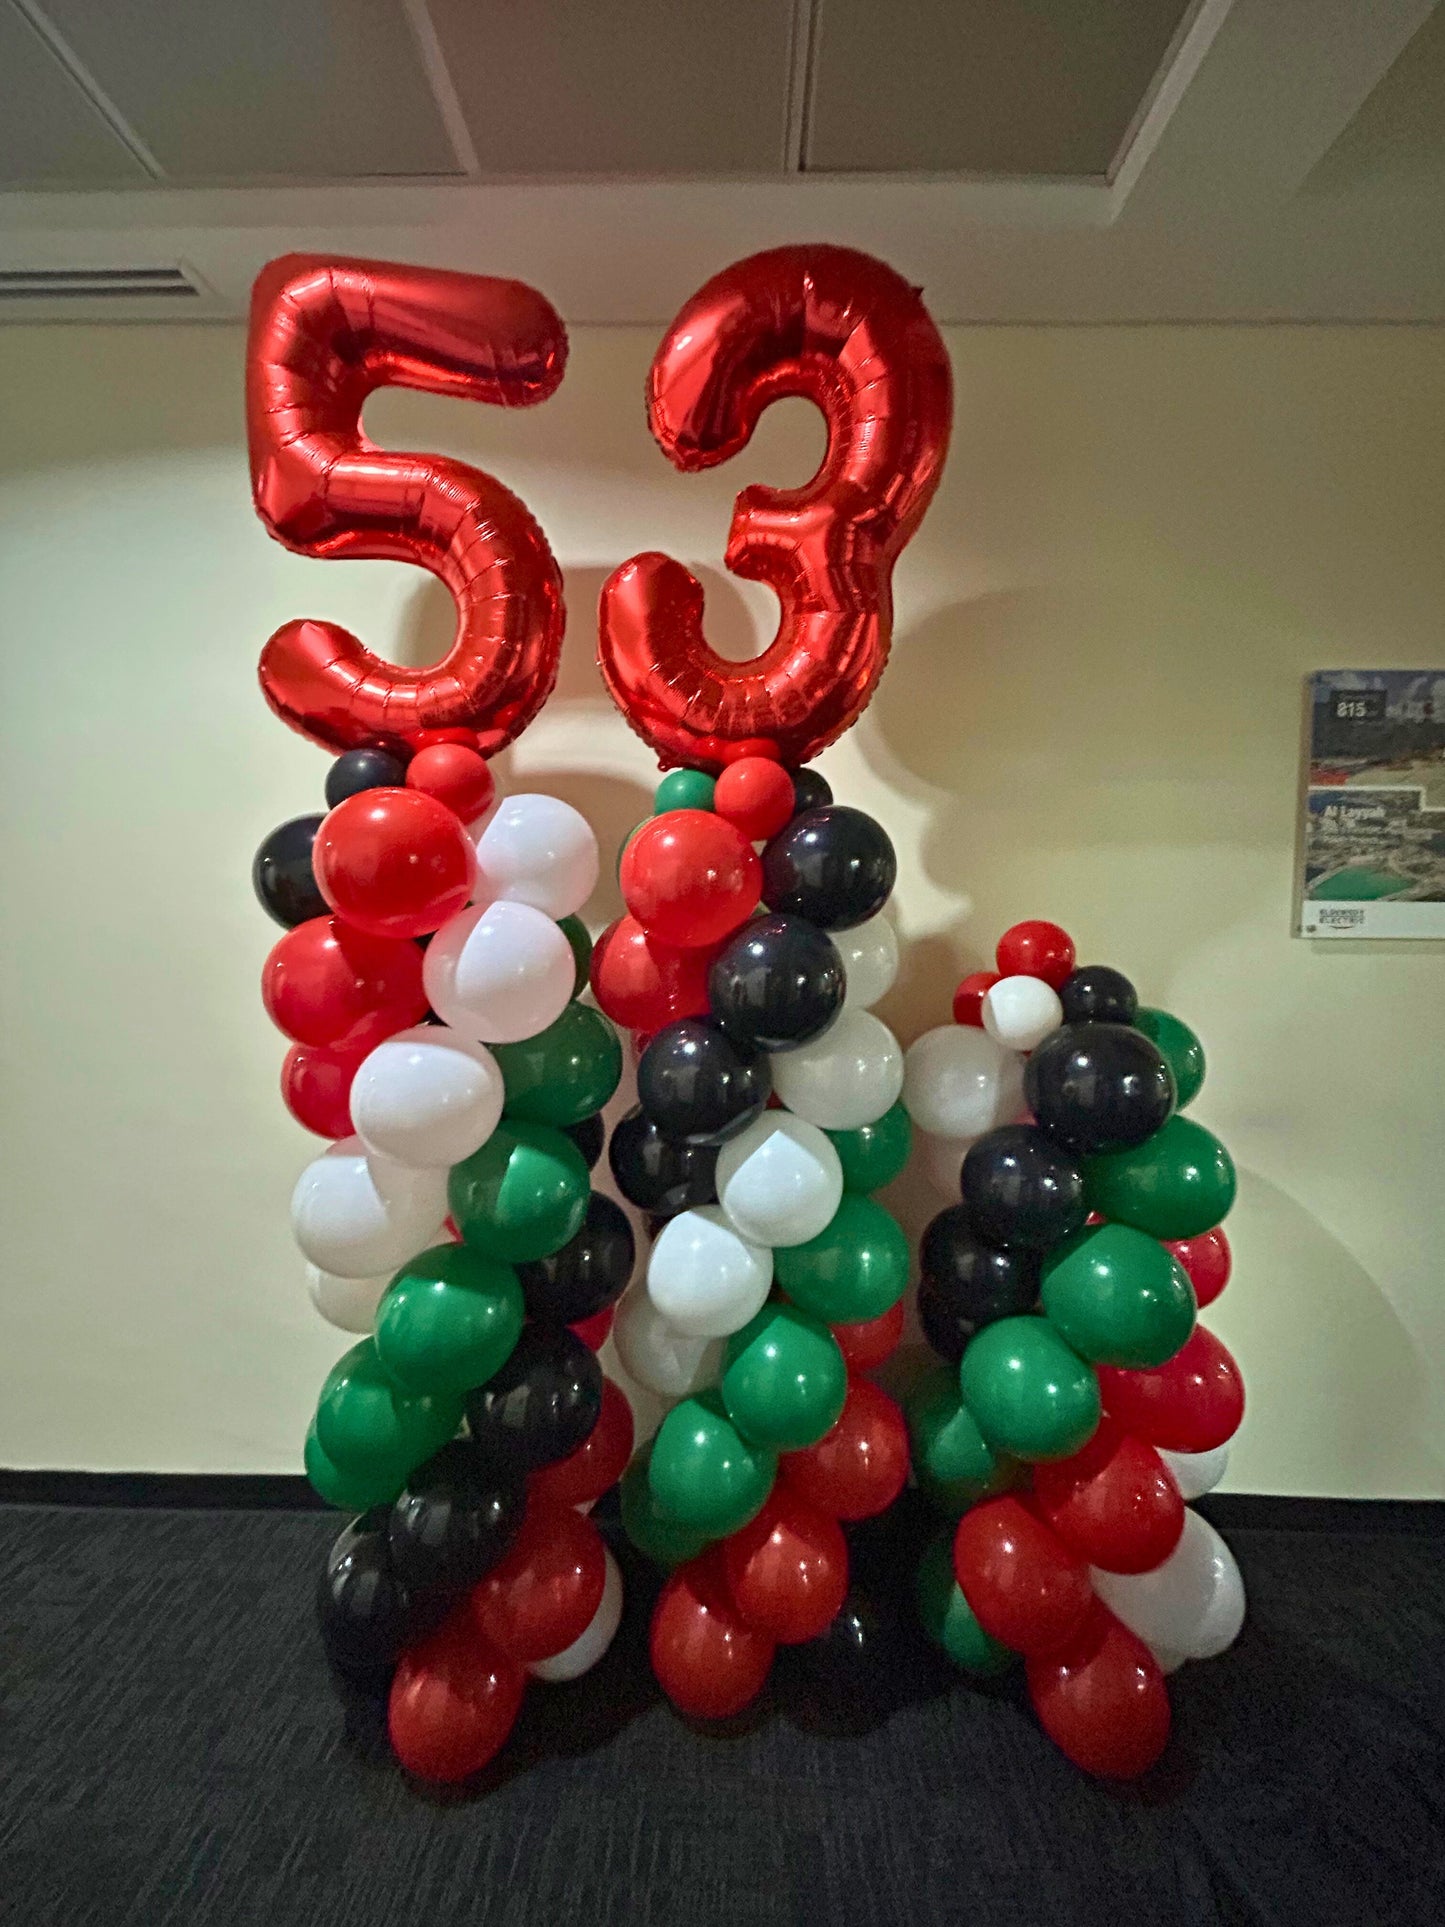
[
  {"x1": 248, "y1": 255, "x2": 567, "y2": 757},
  {"x1": 598, "y1": 245, "x2": 953, "y2": 771}
]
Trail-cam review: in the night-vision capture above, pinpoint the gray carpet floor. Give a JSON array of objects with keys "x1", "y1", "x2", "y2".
[{"x1": 1, "y1": 1502, "x2": 1442, "y2": 1927}]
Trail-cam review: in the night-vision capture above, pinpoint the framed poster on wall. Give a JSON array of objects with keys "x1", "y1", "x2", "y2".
[{"x1": 1297, "y1": 670, "x2": 1445, "y2": 938}]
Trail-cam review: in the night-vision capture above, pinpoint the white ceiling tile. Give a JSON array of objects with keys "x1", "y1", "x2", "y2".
[
  {"x1": 33, "y1": 0, "x2": 461, "y2": 180},
  {"x1": 428, "y1": 0, "x2": 794, "y2": 175},
  {"x1": 0, "y1": 4, "x2": 149, "y2": 185},
  {"x1": 807, "y1": 0, "x2": 1192, "y2": 177}
]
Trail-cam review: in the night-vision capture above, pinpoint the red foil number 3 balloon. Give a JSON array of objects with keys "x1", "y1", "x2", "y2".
[
  {"x1": 248, "y1": 255, "x2": 567, "y2": 757},
  {"x1": 598, "y1": 245, "x2": 952, "y2": 771}
]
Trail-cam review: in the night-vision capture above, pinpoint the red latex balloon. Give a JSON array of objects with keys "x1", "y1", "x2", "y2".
[
  {"x1": 405, "y1": 743, "x2": 496, "y2": 822},
  {"x1": 598, "y1": 246, "x2": 952, "y2": 771},
  {"x1": 528, "y1": 1380, "x2": 634, "y2": 1510},
  {"x1": 388, "y1": 1609, "x2": 526, "y2": 1783},
  {"x1": 722, "y1": 1489, "x2": 849, "y2": 1644},
  {"x1": 780, "y1": 1377, "x2": 909, "y2": 1522},
  {"x1": 952, "y1": 970, "x2": 1000, "y2": 1027},
  {"x1": 650, "y1": 1549, "x2": 776, "y2": 1719},
  {"x1": 1164, "y1": 1227, "x2": 1232, "y2": 1310},
  {"x1": 412, "y1": 727, "x2": 476, "y2": 752},
  {"x1": 470, "y1": 1499, "x2": 606, "y2": 1663},
  {"x1": 712, "y1": 757, "x2": 796, "y2": 842},
  {"x1": 313, "y1": 789, "x2": 476, "y2": 939},
  {"x1": 262, "y1": 916, "x2": 428, "y2": 1051},
  {"x1": 248, "y1": 255, "x2": 566, "y2": 756},
  {"x1": 1032, "y1": 1416, "x2": 1185, "y2": 1575},
  {"x1": 569, "y1": 1307, "x2": 615, "y2": 1351},
  {"x1": 1027, "y1": 1601, "x2": 1171, "y2": 1780},
  {"x1": 1097, "y1": 1325, "x2": 1245, "y2": 1454},
  {"x1": 995, "y1": 921, "x2": 1075, "y2": 989},
  {"x1": 952, "y1": 1496, "x2": 1094, "y2": 1657},
  {"x1": 589, "y1": 914, "x2": 715, "y2": 1030},
  {"x1": 620, "y1": 811, "x2": 761, "y2": 950},
  {"x1": 281, "y1": 1039, "x2": 365, "y2": 1138},
  {"x1": 830, "y1": 1299, "x2": 905, "y2": 1373}
]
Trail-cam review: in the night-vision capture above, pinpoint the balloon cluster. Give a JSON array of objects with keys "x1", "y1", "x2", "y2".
[
  {"x1": 255, "y1": 743, "x2": 642, "y2": 1781},
  {"x1": 901, "y1": 921, "x2": 1246, "y2": 1779},
  {"x1": 591, "y1": 761, "x2": 914, "y2": 1717}
]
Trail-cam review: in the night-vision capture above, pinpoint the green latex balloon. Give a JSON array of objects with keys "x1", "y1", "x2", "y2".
[
  {"x1": 373, "y1": 1243, "x2": 525, "y2": 1396},
  {"x1": 825, "y1": 1103, "x2": 913, "y2": 1194},
  {"x1": 655, "y1": 768, "x2": 717, "y2": 814},
  {"x1": 448, "y1": 1119, "x2": 591, "y2": 1263},
  {"x1": 721, "y1": 1303, "x2": 848, "y2": 1451},
  {"x1": 1040, "y1": 1223, "x2": 1196, "y2": 1369},
  {"x1": 491, "y1": 1002, "x2": 622, "y2": 1128},
  {"x1": 958, "y1": 1316, "x2": 1100, "y2": 1464},
  {"x1": 304, "y1": 1421, "x2": 404, "y2": 1511},
  {"x1": 1084, "y1": 1114, "x2": 1235, "y2": 1241},
  {"x1": 773, "y1": 1193, "x2": 910, "y2": 1323},
  {"x1": 620, "y1": 1447, "x2": 713, "y2": 1568},
  {"x1": 648, "y1": 1390, "x2": 777, "y2": 1538},
  {"x1": 558, "y1": 915, "x2": 592, "y2": 997},
  {"x1": 916, "y1": 1533, "x2": 1015, "y2": 1676},
  {"x1": 1134, "y1": 1007, "x2": 1206, "y2": 1109},
  {"x1": 906, "y1": 1363, "x2": 1013, "y2": 1515},
  {"x1": 313, "y1": 1340, "x2": 464, "y2": 1483}
]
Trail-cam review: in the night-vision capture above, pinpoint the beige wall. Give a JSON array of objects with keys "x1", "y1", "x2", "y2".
[{"x1": 1, "y1": 319, "x2": 1441, "y2": 1495}]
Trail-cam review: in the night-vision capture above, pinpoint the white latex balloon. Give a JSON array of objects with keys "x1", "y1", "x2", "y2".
[
  {"x1": 1159, "y1": 1442, "x2": 1231, "y2": 1503},
  {"x1": 769, "y1": 1008, "x2": 903, "y2": 1131},
  {"x1": 306, "y1": 1263, "x2": 388, "y2": 1335},
  {"x1": 612, "y1": 1283, "x2": 724, "y2": 1399},
  {"x1": 836, "y1": 914, "x2": 899, "y2": 1009},
  {"x1": 981, "y1": 975, "x2": 1064, "y2": 1052},
  {"x1": 715, "y1": 1112, "x2": 843, "y2": 1248},
  {"x1": 915, "y1": 1128, "x2": 976, "y2": 1196},
  {"x1": 647, "y1": 1206, "x2": 773, "y2": 1339},
  {"x1": 902, "y1": 1024, "x2": 1026, "y2": 1139},
  {"x1": 473, "y1": 793, "x2": 599, "y2": 919},
  {"x1": 350, "y1": 1025, "x2": 504, "y2": 1169},
  {"x1": 528, "y1": 1549, "x2": 624, "y2": 1681},
  {"x1": 423, "y1": 899, "x2": 575, "y2": 1045},
  {"x1": 1092, "y1": 1510, "x2": 1245, "y2": 1662},
  {"x1": 291, "y1": 1138, "x2": 447, "y2": 1278},
  {"x1": 1147, "y1": 1643, "x2": 1189, "y2": 1676}
]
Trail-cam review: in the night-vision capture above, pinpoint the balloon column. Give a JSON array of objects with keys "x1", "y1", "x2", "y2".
[
  {"x1": 591, "y1": 243, "x2": 951, "y2": 1718},
  {"x1": 250, "y1": 256, "x2": 638, "y2": 1783},
  {"x1": 902, "y1": 922, "x2": 1246, "y2": 1778}
]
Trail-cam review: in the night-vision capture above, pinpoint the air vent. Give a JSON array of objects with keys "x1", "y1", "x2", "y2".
[{"x1": 0, "y1": 265, "x2": 202, "y2": 302}]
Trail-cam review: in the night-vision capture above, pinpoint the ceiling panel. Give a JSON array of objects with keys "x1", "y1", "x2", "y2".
[
  {"x1": 0, "y1": 4, "x2": 148, "y2": 185},
  {"x1": 428, "y1": 0, "x2": 793, "y2": 175},
  {"x1": 32, "y1": 0, "x2": 461, "y2": 180},
  {"x1": 807, "y1": 0, "x2": 1193, "y2": 177},
  {"x1": 1309, "y1": 3, "x2": 1445, "y2": 195}
]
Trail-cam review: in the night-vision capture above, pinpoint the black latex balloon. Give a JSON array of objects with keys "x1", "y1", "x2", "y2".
[
  {"x1": 317, "y1": 1509, "x2": 438, "y2": 1680},
  {"x1": 563, "y1": 1111, "x2": 606, "y2": 1170},
  {"x1": 708, "y1": 913, "x2": 845, "y2": 1054},
  {"x1": 1059, "y1": 965, "x2": 1139, "y2": 1027},
  {"x1": 762, "y1": 806, "x2": 896, "y2": 931},
  {"x1": 516, "y1": 1191, "x2": 636, "y2": 1325},
  {"x1": 636, "y1": 1018, "x2": 770, "y2": 1145},
  {"x1": 252, "y1": 814, "x2": 327, "y2": 928},
  {"x1": 920, "y1": 1204, "x2": 1041, "y2": 1341},
  {"x1": 917, "y1": 1273, "x2": 973, "y2": 1364},
  {"x1": 959, "y1": 1124, "x2": 1086, "y2": 1252},
  {"x1": 464, "y1": 1322, "x2": 604, "y2": 1474},
  {"x1": 325, "y1": 747, "x2": 408, "y2": 809},
  {"x1": 1024, "y1": 1022, "x2": 1175, "y2": 1156},
  {"x1": 387, "y1": 1440, "x2": 527, "y2": 1602},
  {"x1": 608, "y1": 1108, "x2": 718, "y2": 1216},
  {"x1": 791, "y1": 767, "x2": 833, "y2": 814}
]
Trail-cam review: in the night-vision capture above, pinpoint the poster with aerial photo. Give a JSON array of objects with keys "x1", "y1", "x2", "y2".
[{"x1": 1298, "y1": 670, "x2": 1445, "y2": 939}]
